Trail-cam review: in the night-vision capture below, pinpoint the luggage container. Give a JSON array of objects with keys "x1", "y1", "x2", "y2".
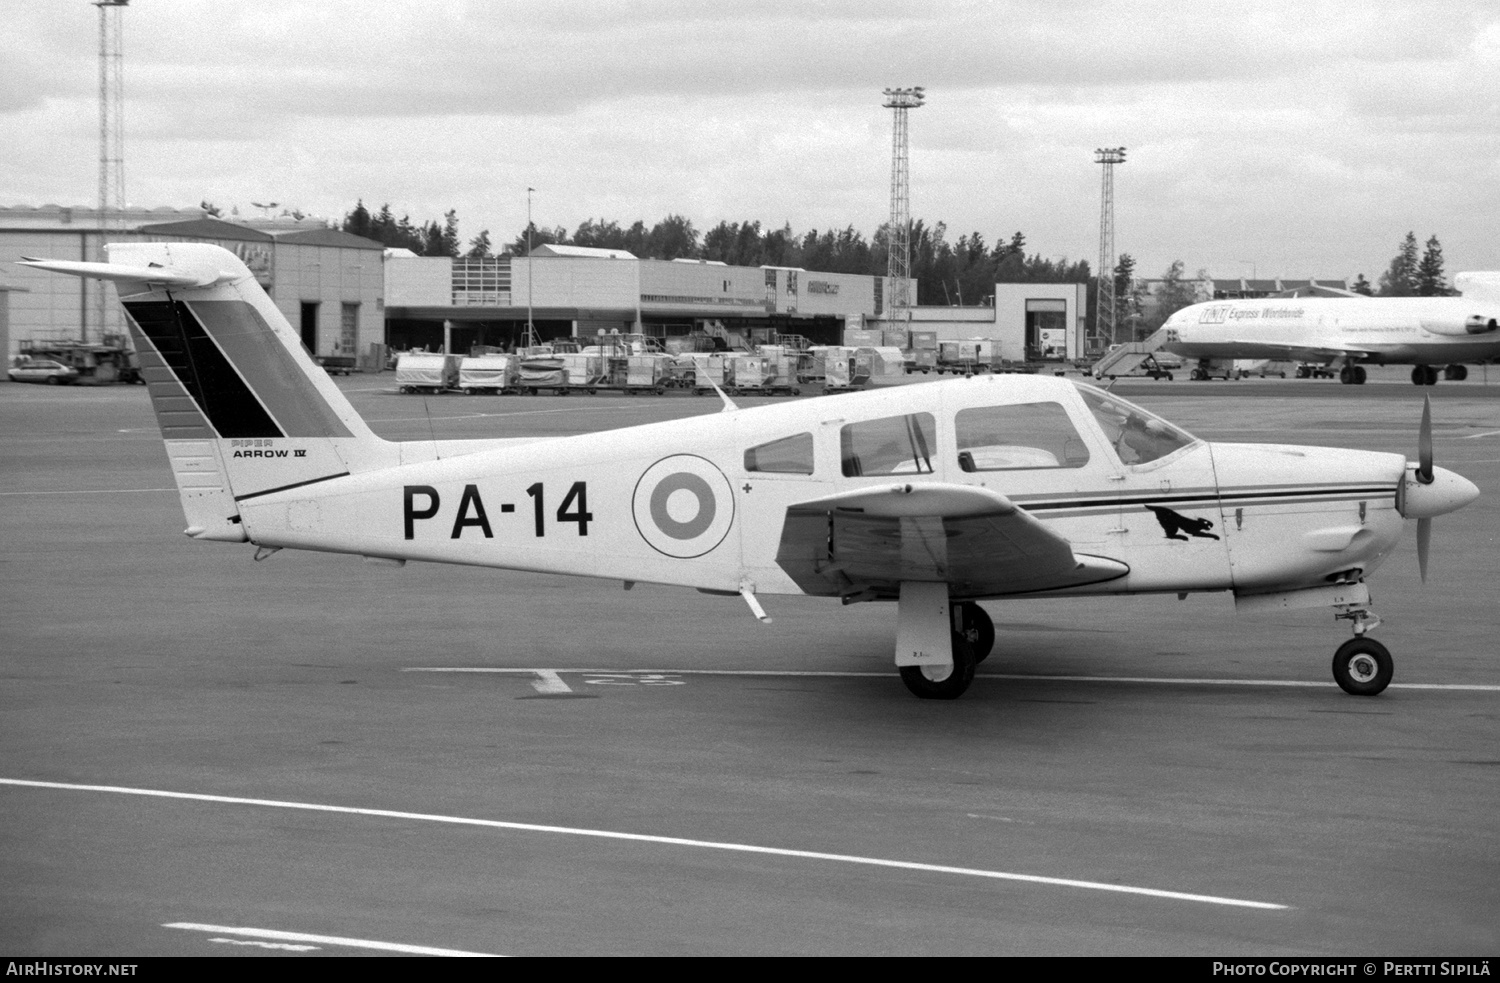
[
  {"x1": 457, "y1": 354, "x2": 516, "y2": 394},
  {"x1": 729, "y1": 355, "x2": 771, "y2": 391},
  {"x1": 395, "y1": 352, "x2": 460, "y2": 393}
]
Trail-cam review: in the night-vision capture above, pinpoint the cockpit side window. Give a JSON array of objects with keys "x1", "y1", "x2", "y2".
[
  {"x1": 745, "y1": 432, "x2": 814, "y2": 475},
  {"x1": 1075, "y1": 384, "x2": 1196, "y2": 465},
  {"x1": 955, "y1": 402, "x2": 1089, "y2": 471},
  {"x1": 841, "y1": 413, "x2": 936, "y2": 477}
]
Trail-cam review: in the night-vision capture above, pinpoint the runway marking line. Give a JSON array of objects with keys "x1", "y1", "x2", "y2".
[
  {"x1": 164, "y1": 922, "x2": 497, "y2": 957},
  {"x1": 0, "y1": 488, "x2": 175, "y2": 497},
  {"x1": 2, "y1": 778, "x2": 1286, "y2": 911},
  {"x1": 403, "y1": 668, "x2": 1500, "y2": 692}
]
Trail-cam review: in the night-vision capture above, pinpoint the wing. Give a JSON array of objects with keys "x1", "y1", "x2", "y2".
[
  {"x1": 774, "y1": 482, "x2": 1128, "y2": 600},
  {"x1": 1219, "y1": 341, "x2": 1378, "y2": 363}
]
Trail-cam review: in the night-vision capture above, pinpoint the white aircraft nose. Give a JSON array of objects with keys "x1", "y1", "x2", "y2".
[{"x1": 1401, "y1": 465, "x2": 1481, "y2": 519}]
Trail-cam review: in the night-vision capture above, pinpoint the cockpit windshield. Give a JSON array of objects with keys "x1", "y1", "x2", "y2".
[{"x1": 1074, "y1": 383, "x2": 1198, "y2": 465}]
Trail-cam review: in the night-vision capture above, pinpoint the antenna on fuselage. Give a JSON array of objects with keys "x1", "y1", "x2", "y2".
[{"x1": 693, "y1": 355, "x2": 739, "y2": 412}]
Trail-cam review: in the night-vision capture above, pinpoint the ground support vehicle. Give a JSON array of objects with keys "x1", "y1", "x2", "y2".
[
  {"x1": 395, "y1": 352, "x2": 461, "y2": 394},
  {"x1": 7, "y1": 357, "x2": 79, "y2": 385},
  {"x1": 1101, "y1": 352, "x2": 1175, "y2": 381},
  {"x1": 17, "y1": 340, "x2": 141, "y2": 384},
  {"x1": 1295, "y1": 363, "x2": 1337, "y2": 379},
  {"x1": 318, "y1": 354, "x2": 358, "y2": 376},
  {"x1": 1241, "y1": 359, "x2": 1291, "y2": 379},
  {"x1": 457, "y1": 354, "x2": 519, "y2": 394},
  {"x1": 1187, "y1": 360, "x2": 1241, "y2": 381}
]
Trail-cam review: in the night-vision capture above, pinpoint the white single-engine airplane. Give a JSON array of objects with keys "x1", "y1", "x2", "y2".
[
  {"x1": 20, "y1": 243, "x2": 1483, "y2": 700},
  {"x1": 1156, "y1": 273, "x2": 1500, "y2": 385}
]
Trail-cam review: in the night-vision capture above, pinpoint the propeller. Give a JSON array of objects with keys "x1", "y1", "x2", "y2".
[{"x1": 1417, "y1": 395, "x2": 1432, "y2": 582}]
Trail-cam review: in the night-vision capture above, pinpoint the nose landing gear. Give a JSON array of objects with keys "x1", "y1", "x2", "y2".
[{"x1": 1331, "y1": 605, "x2": 1392, "y2": 695}]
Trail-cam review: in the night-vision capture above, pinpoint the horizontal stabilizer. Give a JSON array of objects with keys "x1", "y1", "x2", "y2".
[
  {"x1": 18, "y1": 257, "x2": 226, "y2": 288},
  {"x1": 18, "y1": 242, "x2": 253, "y2": 289}
]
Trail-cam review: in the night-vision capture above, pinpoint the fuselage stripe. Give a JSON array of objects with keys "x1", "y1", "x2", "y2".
[{"x1": 233, "y1": 472, "x2": 351, "y2": 503}]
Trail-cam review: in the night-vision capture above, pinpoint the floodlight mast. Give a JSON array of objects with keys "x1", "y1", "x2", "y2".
[
  {"x1": 883, "y1": 86, "x2": 924, "y2": 333},
  {"x1": 94, "y1": 0, "x2": 129, "y2": 345},
  {"x1": 524, "y1": 187, "x2": 538, "y2": 349},
  {"x1": 1095, "y1": 147, "x2": 1126, "y2": 348}
]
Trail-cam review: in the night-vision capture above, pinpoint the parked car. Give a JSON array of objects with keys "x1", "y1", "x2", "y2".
[{"x1": 8, "y1": 358, "x2": 79, "y2": 385}]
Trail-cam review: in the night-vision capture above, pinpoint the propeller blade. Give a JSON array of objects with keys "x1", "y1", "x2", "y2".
[
  {"x1": 1417, "y1": 517, "x2": 1431, "y2": 583},
  {"x1": 1417, "y1": 395, "x2": 1434, "y2": 484}
]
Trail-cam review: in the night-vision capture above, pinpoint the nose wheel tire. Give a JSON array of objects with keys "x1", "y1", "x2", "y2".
[
  {"x1": 899, "y1": 633, "x2": 977, "y2": 700},
  {"x1": 956, "y1": 602, "x2": 995, "y2": 664},
  {"x1": 1332, "y1": 637, "x2": 1393, "y2": 696}
]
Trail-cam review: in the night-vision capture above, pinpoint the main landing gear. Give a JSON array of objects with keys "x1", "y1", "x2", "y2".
[
  {"x1": 1331, "y1": 605, "x2": 1391, "y2": 696},
  {"x1": 895, "y1": 592, "x2": 995, "y2": 700},
  {"x1": 1338, "y1": 365, "x2": 1367, "y2": 385},
  {"x1": 1411, "y1": 365, "x2": 1441, "y2": 386}
]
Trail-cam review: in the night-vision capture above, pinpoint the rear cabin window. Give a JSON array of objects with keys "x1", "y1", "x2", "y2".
[
  {"x1": 745, "y1": 433, "x2": 814, "y2": 474},
  {"x1": 956, "y1": 402, "x2": 1089, "y2": 471},
  {"x1": 841, "y1": 413, "x2": 936, "y2": 476}
]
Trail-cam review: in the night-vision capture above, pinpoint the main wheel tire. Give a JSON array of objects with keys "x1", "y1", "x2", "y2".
[
  {"x1": 1354, "y1": 366, "x2": 1367, "y2": 384},
  {"x1": 956, "y1": 602, "x2": 995, "y2": 664},
  {"x1": 899, "y1": 633, "x2": 977, "y2": 700},
  {"x1": 1340, "y1": 366, "x2": 1354, "y2": 384},
  {"x1": 1332, "y1": 637, "x2": 1393, "y2": 696}
]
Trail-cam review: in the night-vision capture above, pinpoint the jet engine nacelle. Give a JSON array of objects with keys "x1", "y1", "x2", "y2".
[{"x1": 1419, "y1": 314, "x2": 1499, "y2": 336}]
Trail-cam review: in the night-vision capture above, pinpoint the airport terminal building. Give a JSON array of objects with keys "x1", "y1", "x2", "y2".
[{"x1": 384, "y1": 245, "x2": 890, "y2": 353}]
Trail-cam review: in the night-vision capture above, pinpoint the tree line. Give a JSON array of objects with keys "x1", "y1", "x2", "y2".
[{"x1": 337, "y1": 203, "x2": 1092, "y2": 306}]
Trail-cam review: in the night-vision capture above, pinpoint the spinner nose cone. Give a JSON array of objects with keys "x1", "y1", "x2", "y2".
[{"x1": 1400, "y1": 465, "x2": 1480, "y2": 519}]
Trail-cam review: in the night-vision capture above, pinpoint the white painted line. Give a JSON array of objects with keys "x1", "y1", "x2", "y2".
[
  {"x1": 530, "y1": 669, "x2": 574, "y2": 694},
  {"x1": 208, "y1": 937, "x2": 319, "y2": 951},
  {"x1": 402, "y1": 667, "x2": 1500, "y2": 692},
  {"x1": 4, "y1": 778, "x2": 1285, "y2": 911},
  {"x1": 165, "y1": 922, "x2": 498, "y2": 957},
  {"x1": 0, "y1": 488, "x2": 174, "y2": 497},
  {"x1": 1462, "y1": 430, "x2": 1500, "y2": 439}
]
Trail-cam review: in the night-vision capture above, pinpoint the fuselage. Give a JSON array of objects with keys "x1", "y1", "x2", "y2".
[
  {"x1": 1161, "y1": 296, "x2": 1500, "y2": 365},
  {"x1": 235, "y1": 376, "x2": 1411, "y2": 601}
]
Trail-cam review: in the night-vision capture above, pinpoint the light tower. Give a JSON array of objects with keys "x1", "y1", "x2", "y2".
[
  {"x1": 1094, "y1": 147, "x2": 1126, "y2": 347},
  {"x1": 882, "y1": 86, "x2": 924, "y2": 331},
  {"x1": 95, "y1": 0, "x2": 129, "y2": 344}
]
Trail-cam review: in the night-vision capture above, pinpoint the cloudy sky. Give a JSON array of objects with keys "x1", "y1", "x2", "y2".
[{"x1": 4, "y1": 0, "x2": 1497, "y2": 282}]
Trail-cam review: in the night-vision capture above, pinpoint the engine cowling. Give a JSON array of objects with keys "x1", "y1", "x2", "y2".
[{"x1": 1419, "y1": 314, "x2": 1499, "y2": 336}]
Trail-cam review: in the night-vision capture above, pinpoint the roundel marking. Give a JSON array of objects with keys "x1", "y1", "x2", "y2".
[
  {"x1": 649, "y1": 472, "x2": 716, "y2": 540},
  {"x1": 632, "y1": 455, "x2": 735, "y2": 558}
]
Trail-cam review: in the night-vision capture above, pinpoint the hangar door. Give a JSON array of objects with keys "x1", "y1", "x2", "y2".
[{"x1": 1025, "y1": 299, "x2": 1067, "y2": 361}]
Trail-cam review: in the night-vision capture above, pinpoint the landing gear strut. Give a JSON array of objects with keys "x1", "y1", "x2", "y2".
[{"x1": 1331, "y1": 604, "x2": 1392, "y2": 695}]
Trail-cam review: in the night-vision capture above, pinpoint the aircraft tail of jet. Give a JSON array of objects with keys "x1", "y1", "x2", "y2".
[
  {"x1": 18, "y1": 242, "x2": 397, "y2": 543},
  {"x1": 1454, "y1": 272, "x2": 1500, "y2": 305}
]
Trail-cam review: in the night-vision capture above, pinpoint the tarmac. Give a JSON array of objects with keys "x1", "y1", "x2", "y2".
[{"x1": 2, "y1": 368, "x2": 1498, "y2": 956}]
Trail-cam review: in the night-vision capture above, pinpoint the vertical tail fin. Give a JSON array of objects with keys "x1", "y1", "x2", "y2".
[{"x1": 19, "y1": 242, "x2": 394, "y2": 541}]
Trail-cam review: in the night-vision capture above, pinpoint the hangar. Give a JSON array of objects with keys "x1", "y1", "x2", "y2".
[{"x1": 0, "y1": 205, "x2": 385, "y2": 364}]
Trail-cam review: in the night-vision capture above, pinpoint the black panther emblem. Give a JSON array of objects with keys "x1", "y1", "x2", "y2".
[{"x1": 1145, "y1": 504, "x2": 1220, "y2": 541}]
